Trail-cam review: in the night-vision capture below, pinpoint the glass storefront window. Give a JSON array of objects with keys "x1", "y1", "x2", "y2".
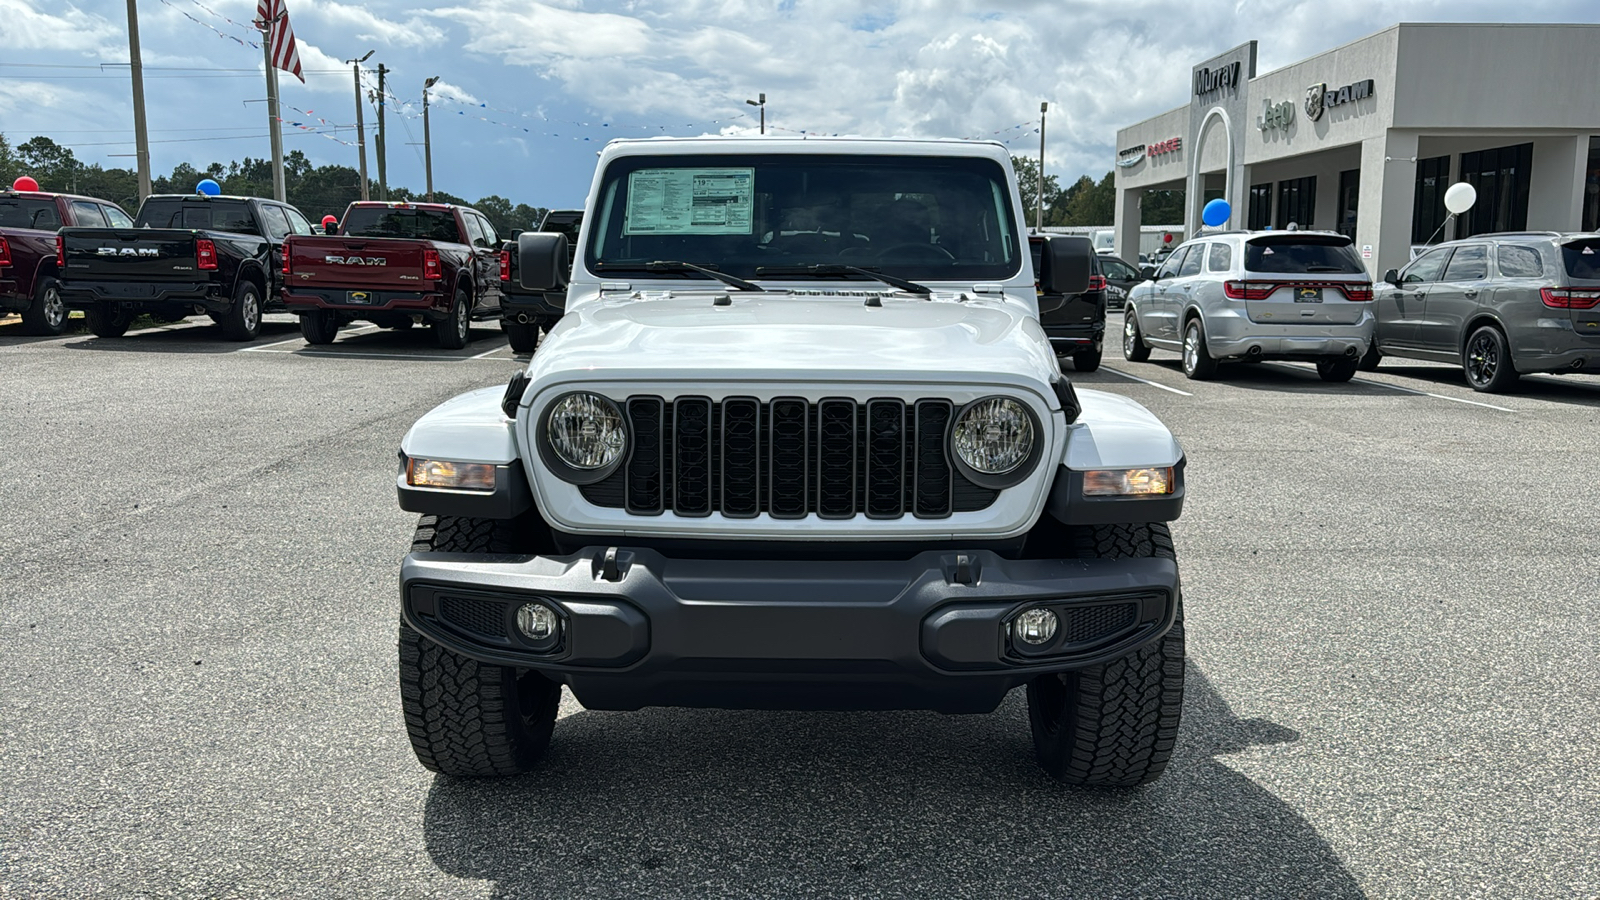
[
  {"x1": 1247, "y1": 184, "x2": 1272, "y2": 230},
  {"x1": 1460, "y1": 143, "x2": 1533, "y2": 237},
  {"x1": 1582, "y1": 139, "x2": 1599, "y2": 234},
  {"x1": 1276, "y1": 176, "x2": 1316, "y2": 230},
  {"x1": 1337, "y1": 169, "x2": 1360, "y2": 238},
  {"x1": 1412, "y1": 155, "x2": 1450, "y2": 245}
]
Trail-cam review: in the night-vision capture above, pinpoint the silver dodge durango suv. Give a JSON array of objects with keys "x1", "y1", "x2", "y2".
[{"x1": 1123, "y1": 231, "x2": 1375, "y2": 382}]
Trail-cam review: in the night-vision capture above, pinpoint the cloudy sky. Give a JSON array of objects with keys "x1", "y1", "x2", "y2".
[{"x1": 3, "y1": 0, "x2": 1596, "y2": 213}]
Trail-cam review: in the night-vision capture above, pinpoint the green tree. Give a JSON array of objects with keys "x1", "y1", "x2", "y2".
[
  {"x1": 16, "y1": 136, "x2": 82, "y2": 192},
  {"x1": 0, "y1": 133, "x2": 17, "y2": 187},
  {"x1": 511, "y1": 202, "x2": 548, "y2": 232},
  {"x1": 1011, "y1": 155, "x2": 1061, "y2": 227},
  {"x1": 1142, "y1": 189, "x2": 1185, "y2": 226},
  {"x1": 1058, "y1": 172, "x2": 1116, "y2": 227}
]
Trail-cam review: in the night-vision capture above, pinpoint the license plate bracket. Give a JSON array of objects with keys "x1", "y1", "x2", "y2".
[
  {"x1": 1295, "y1": 287, "x2": 1323, "y2": 303},
  {"x1": 345, "y1": 290, "x2": 373, "y2": 305}
]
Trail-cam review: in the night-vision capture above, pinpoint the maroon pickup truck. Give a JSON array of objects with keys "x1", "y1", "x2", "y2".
[
  {"x1": 1, "y1": 184, "x2": 135, "y2": 335},
  {"x1": 282, "y1": 201, "x2": 503, "y2": 349}
]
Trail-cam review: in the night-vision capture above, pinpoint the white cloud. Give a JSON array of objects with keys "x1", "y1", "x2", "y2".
[
  {"x1": 0, "y1": 0, "x2": 122, "y2": 54},
  {"x1": 296, "y1": 0, "x2": 446, "y2": 48},
  {"x1": 428, "y1": 80, "x2": 480, "y2": 106}
]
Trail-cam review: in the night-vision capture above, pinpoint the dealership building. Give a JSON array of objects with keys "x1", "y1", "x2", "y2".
[{"x1": 1112, "y1": 23, "x2": 1600, "y2": 277}]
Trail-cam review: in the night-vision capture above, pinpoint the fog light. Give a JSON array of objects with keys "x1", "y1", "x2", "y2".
[
  {"x1": 1014, "y1": 608, "x2": 1058, "y2": 645},
  {"x1": 516, "y1": 602, "x2": 559, "y2": 641}
]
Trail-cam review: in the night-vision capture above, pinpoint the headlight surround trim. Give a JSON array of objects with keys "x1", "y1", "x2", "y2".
[
  {"x1": 536, "y1": 390, "x2": 630, "y2": 485},
  {"x1": 947, "y1": 395, "x2": 1044, "y2": 490}
]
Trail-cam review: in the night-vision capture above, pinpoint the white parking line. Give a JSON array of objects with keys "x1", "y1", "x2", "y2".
[
  {"x1": 1352, "y1": 378, "x2": 1515, "y2": 412},
  {"x1": 1097, "y1": 365, "x2": 1194, "y2": 396},
  {"x1": 241, "y1": 347, "x2": 515, "y2": 362},
  {"x1": 469, "y1": 345, "x2": 510, "y2": 359}
]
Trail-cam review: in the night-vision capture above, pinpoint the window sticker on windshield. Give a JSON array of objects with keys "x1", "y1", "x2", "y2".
[{"x1": 624, "y1": 168, "x2": 754, "y2": 235}]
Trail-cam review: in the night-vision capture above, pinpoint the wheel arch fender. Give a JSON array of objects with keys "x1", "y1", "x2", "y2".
[
  {"x1": 1182, "y1": 304, "x2": 1204, "y2": 327},
  {"x1": 1461, "y1": 312, "x2": 1508, "y2": 354},
  {"x1": 234, "y1": 260, "x2": 268, "y2": 297},
  {"x1": 398, "y1": 384, "x2": 530, "y2": 519},
  {"x1": 1047, "y1": 387, "x2": 1185, "y2": 524}
]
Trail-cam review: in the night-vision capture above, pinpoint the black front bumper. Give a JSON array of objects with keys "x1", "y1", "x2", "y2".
[
  {"x1": 499, "y1": 289, "x2": 563, "y2": 321},
  {"x1": 401, "y1": 547, "x2": 1180, "y2": 713}
]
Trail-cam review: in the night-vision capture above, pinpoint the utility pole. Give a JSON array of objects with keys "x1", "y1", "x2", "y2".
[
  {"x1": 125, "y1": 0, "x2": 152, "y2": 200},
  {"x1": 375, "y1": 63, "x2": 388, "y2": 200},
  {"x1": 259, "y1": 18, "x2": 286, "y2": 201},
  {"x1": 1037, "y1": 101, "x2": 1047, "y2": 231},
  {"x1": 347, "y1": 51, "x2": 373, "y2": 201},
  {"x1": 423, "y1": 76, "x2": 439, "y2": 202},
  {"x1": 746, "y1": 93, "x2": 765, "y2": 134}
]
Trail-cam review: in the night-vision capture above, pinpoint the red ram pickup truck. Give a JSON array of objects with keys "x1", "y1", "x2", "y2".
[
  {"x1": 1, "y1": 184, "x2": 135, "y2": 335},
  {"x1": 282, "y1": 201, "x2": 504, "y2": 349}
]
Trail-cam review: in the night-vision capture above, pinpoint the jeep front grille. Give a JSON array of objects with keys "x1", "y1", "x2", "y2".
[{"x1": 580, "y1": 397, "x2": 997, "y2": 519}]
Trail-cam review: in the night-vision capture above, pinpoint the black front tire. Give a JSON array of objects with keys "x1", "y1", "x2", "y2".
[
  {"x1": 299, "y1": 310, "x2": 339, "y2": 345},
  {"x1": 1072, "y1": 347, "x2": 1103, "y2": 372},
  {"x1": 219, "y1": 281, "x2": 262, "y2": 341},
  {"x1": 1181, "y1": 318, "x2": 1217, "y2": 380},
  {"x1": 1316, "y1": 357, "x2": 1359, "y2": 383},
  {"x1": 21, "y1": 277, "x2": 68, "y2": 335},
  {"x1": 1357, "y1": 341, "x2": 1381, "y2": 372},
  {"x1": 1122, "y1": 308, "x2": 1151, "y2": 362},
  {"x1": 501, "y1": 319, "x2": 540, "y2": 354},
  {"x1": 85, "y1": 303, "x2": 131, "y2": 338},
  {"x1": 398, "y1": 515, "x2": 562, "y2": 777},
  {"x1": 1027, "y1": 522, "x2": 1185, "y2": 787},
  {"x1": 434, "y1": 289, "x2": 472, "y2": 350},
  {"x1": 1463, "y1": 325, "x2": 1519, "y2": 393}
]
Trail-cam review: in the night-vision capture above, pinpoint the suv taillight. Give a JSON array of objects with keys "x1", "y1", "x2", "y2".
[
  {"x1": 1343, "y1": 282, "x2": 1374, "y2": 302},
  {"x1": 196, "y1": 239, "x2": 218, "y2": 270},
  {"x1": 1223, "y1": 280, "x2": 1278, "y2": 300},
  {"x1": 499, "y1": 249, "x2": 511, "y2": 282},
  {"x1": 56, "y1": 235, "x2": 65, "y2": 269},
  {"x1": 1541, "y1": 287, "x2": 1600, "y2": 309},
  {"x1": 0, "y1": 237, "x2": 11, "y2": 268},
  {"x1": 1088, "y1": 275, "x2": 1107, "y2": 291},
  {"x1": 424, "y1": 248, "x2": 442, "y2": 281}
]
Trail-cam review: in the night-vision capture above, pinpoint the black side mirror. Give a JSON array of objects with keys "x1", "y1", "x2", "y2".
[
  {"x1": 508, "y1": 229, "x2": 523, "y2": 240},
  {"x1": 1139, "y1": 265, "x2": 1158, "y2": 281},
  {"x1": 1040, "y1": 235, "x2": 1092, "y2": 296},
  {"x1": 517, "y1": 232, "x2": 570, "y2": 292},
  {"x1": 1383, "y1": 268, "x2": 1401, "y2": 287}
]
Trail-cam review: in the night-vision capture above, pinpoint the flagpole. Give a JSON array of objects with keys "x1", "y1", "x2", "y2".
[{"x1": 261, "y1": 15, "x2": 286, "y2": 202}]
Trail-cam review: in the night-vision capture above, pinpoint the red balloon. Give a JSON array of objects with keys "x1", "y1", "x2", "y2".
[
  {"x1": 321, "y1": 215, "x2": 337, "y2": 227},
  {"x1": 1162, "y1": 232, "x2": 1173, "y2": 244},
  {"x1": 12, "y1": 176, "x2": 40, "y2": 192}
]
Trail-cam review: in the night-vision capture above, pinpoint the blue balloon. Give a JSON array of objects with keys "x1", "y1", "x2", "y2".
[
  {"x1": 1201, "y1": 198, "x2": 1231, "y2": 228},
  {"x1": 196, "y1": 179, "x2": 221, "y2": 196}
]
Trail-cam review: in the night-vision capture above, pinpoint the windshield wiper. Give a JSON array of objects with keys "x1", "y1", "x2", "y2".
[
  {"x1": 753, "y1": 264, "x2": 932, "y2": 296},
  {"x1": 594, "y1": 260, "x2": 764, "y2": 292}
]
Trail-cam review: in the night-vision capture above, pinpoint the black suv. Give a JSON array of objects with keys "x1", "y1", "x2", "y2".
[{"x1": 1033, "y1": 235, "x2": 1105, "y2": 371}]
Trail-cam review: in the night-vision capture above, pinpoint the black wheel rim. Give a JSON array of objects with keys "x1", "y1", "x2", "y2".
[{"x1": 1466, "y1": 332, "x2": 1497, "y2": 385}]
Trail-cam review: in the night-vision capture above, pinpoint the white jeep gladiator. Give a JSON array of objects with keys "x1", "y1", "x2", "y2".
[{"x1": 395, "y1": 137, "x2": 1188, "y2": 786}]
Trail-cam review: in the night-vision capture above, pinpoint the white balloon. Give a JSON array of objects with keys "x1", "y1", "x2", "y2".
[{"x1": 1444, "y1": 182, "x2": 1477, "y2": 215}]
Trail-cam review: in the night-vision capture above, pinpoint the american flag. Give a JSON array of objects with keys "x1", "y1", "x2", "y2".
[{"x1": 255, "y1": 0, "x2": 304, "y2": 84}]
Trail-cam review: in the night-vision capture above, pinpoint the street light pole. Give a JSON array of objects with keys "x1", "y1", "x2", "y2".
[
  {"x1": 347, "y1": 51, "x2": 373, "y2": 201},
  {"x1": 124, "y1": 0, "x2": 152, "y2": 201},
  {"x1": 1037, "y1": 101, "x2": 1048, "y2": 231},
  {"x1": 423, "y1": 76, "x2": 439, "y2": 202},
  {"x1": 745, "y1": 93, "x2": 765, "y2": 134},
  {"x1": 375, "y1": 63, "x2": 388, "y2": 201}
]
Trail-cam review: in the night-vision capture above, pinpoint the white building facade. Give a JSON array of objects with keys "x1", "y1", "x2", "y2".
[{"x1": 1112, "y1": 24, "x2": 1600, "y2": 277}]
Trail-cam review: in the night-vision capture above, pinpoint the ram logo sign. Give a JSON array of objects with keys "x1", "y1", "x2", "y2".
[
  {"x1": 324, "y1": 255, "x2": 386, "y2": 266},
  {"x1": 96, "y1": 247, "x2": 159, "y2": 257}
]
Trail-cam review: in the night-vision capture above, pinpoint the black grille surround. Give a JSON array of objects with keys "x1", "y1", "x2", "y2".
[{"x1": 579, "y1": 396, "x2": 1004, "y2": 520}]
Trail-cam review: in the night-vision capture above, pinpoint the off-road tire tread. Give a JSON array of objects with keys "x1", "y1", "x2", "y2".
[
  {"x1": 1317, "y1": 358, "x2": 1359, "y2": 383},
  {"x1": 219, "y1": 282, "x2": 261, "y2": 342},
  {"x1": 501, "y1": 320, "x2": 539, "y2": 353},
  {"x1": 85, "y1": 304, "x2": 130, "y2": 338},
  {"x1": 299, "y1": 310, "x2": 338, "y2": 345},
  {"x1": 1073, "y1": 348, "x2": 1103, "y2": 372},
  {"x1": 1030, "y1": 522, "x2": 1185, "y2": 787},
  {"x1": 398, "y1": 515, "x2": 560, "y2": 777}
]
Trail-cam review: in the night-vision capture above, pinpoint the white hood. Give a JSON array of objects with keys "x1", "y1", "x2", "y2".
[{"x1": 525, "y1": 293, "x2": 1061, "y2": 396}]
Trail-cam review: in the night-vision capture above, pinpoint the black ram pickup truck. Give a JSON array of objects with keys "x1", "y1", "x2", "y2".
[
  {"x1": 498, "y1": 209, "x2": 580, "y2": 353},
  {"x1": 58, "y1": 194, "x2": 314, "y2": 340}
]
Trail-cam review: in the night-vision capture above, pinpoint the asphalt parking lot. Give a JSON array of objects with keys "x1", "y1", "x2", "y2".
[{"x1": 3, "y1": 311, "x2": 1598, "y2": 899}]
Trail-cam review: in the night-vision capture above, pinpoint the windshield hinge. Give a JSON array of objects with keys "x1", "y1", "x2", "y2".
[
  {"x1": 599, "y1": 281, "x2": 632, "y2": 293},
  {"x1": 971, "y1": 283, "x2": 1005, "y2": 294}
]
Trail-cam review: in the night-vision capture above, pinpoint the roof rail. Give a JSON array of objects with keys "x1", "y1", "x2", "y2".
[{"x1": 1470, "y1": 230, "x2": 1563, "y2": 239}]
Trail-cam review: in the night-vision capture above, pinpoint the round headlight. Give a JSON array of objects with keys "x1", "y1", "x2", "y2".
[
  {"x1": 951, "y1": 397, "x2": 1035, "y2": 476},
  {"x1": 546, "y1": 392, "x2": 627, "y2": 470}
]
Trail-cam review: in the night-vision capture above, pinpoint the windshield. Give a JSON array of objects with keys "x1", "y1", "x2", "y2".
[
  {"x1": 1244, "y1": 235, "x2": 1366, "y2": 275},
  {"x1": 136, "y1": 198, "x2": 258, "y2": 234},
  {"x1": 342, "y1": 207, "x2": 462, "y2": 242},
  {"x1": 0, "y1": 199, "x2": 62, "y2": 230},
  {"x1": 585, "y1": 153, "x2": 1020, "y2": 281}
]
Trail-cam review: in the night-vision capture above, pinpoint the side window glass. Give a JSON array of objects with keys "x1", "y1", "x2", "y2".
[
  {"x1": 260, "y1": 205, "x2": 291, "y2": 241},
  {"x1": 461, "y1": 213, "x2": 484, "y2": 248},
  {"x1": 1441, "y1": 245, "x2": 1488, "y2": 282},
  {"x1": 70, "y1": 200, "x2": 107, "y2": 227},
  {"x1": 1179, "y1": 245, "x2": 1204, "y2": 277},
  {"x1": 1402, "y1": 248, "x2": 1452, "y2": 284},
  {"x1": 1207, "y1": 242, "x2": 1233, "y2": 272},
  {"x1": 475, "y1": 214, "x2": 498, "y2": 247},
  {"x1": 284, "y1": 208, "x2": 314, "y2": 236},
  {"x1": 103, "y1": 205, "x2": 134, "y2": 228},
  {"x1": 1155, "y1": 247, "x2": 1187, "y2": 280},
  {"x1": 1497, "y1": 245, "x2": 1543, "y2": 278}
]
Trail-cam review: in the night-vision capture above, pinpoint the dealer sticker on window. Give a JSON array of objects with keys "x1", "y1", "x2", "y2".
[{"x1": 624, "y1": 168, "x2": 754, "y2": 235}]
